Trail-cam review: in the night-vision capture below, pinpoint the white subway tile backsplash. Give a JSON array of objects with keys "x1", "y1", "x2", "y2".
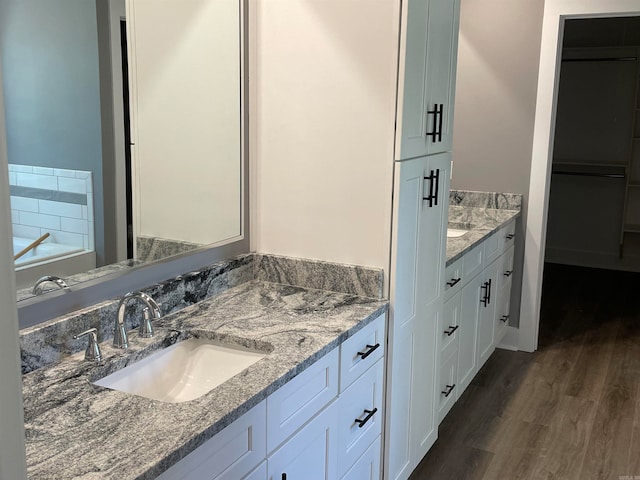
[
  {"x1": 16, "y1": 172, "x2": 58, "y2": 190},
  {"x1": 83, "y1": 235, "x2": 89, "y2": 250},
  {"x1": 61, "y1": 217, "x2": 89, "y2": 235},
  {"x1": 58, "y1": 177, "x2": 87, "y2": 194},
  {"x1": 9, "y1": 164, "x2": 33, "y2": 173},
  {"x1": 20, "y1": 212, "x2": 61, "y2": 230},
  {"x1": 49, "y1": 230, "x2": 84, "y2": 248},
  {"x1": 86, "y1": 177, "x2": 93, "y2": 193},
  {"x1": 11, "y1": 196, "x2": 39, "y2": 213},
  {"x1": 81, "y1": 206, "x2": 88, "y2": 220},
  {"x1": 12, "y1": 224, "x2": 42, "y2": 239},
  {"x1": 8, "y1": 172, "x2": 16, "y2": 185},
  {"x1": 39, "y1": 199, "x2": 83, "y2": 219},
  {"x1": 75, "y1": 171, "x2": 91, "y2": 179},
  {"x1": 32, "y1": 166, "x2": 54, "y2": 176},
  {"x1": 53, "y1": 168, "x2": 77, "y2": 178}
]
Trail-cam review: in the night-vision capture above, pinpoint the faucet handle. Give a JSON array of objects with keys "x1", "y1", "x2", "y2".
[
  {"x1": 139, "y1": 307, "x2": 154, "y2": 338},
  {"x1": 73, "y1": 328, "x2": 102, "y2": 363}
]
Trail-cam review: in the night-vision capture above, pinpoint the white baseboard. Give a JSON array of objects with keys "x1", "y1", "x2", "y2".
[{"x1": 496, "y1": 326, "x2": 520, "y2": 351}]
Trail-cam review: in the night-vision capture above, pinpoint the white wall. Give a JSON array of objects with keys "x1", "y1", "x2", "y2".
[
  {"x1": 251, "y1": 0, "x2": 399, "y2": 283},
  {"x1": 451, "y1": 0, "x2": 545, "y2": 331},
  {"x1": 0, "y1": 62, "x2": 28, "y2": 480},
  {"x1": 129, "y1": 0, "x2": 241, "y2": 246},
  {"x1": 523, "y1": 0, "x2": 640, "y2": 352}
]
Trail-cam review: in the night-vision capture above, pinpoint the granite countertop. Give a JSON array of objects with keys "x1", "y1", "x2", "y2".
[
  {"x1": 445, "y1": 205, "x2": 520, "y2": 265},
  {"x1": 23, "y1": 280, "x2": 387, "y2": 480}
]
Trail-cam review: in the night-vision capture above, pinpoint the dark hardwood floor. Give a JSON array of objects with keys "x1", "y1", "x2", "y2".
[{"x1": 410, "y1": 263, "x2": 640, "y2": 480}]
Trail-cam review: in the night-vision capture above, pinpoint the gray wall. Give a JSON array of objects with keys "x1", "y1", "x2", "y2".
[
  {"x1": 0, "y1": 0, "x2": 106, "y2": 266},
  {"x1": 451, "y1": 0, "x2": 545, "y2": 327}
]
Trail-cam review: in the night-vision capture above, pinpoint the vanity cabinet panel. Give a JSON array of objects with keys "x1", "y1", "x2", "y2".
[
  {"x1": 438, "y1": 349, "x2": 458, "y2": 422},
  {"x1": 267, "y1": 400, "x2": 339, "y2": 480},
  {"x1": 244, "y1": 462, "x2": 267, "y2": 480},
  {"x1": 443, "y1": 256, "x2": 463, "y2": 301},
  {"x1": 477, "y1": 258, "x2": 499, "y2": 368},
  {"x1": 155, "y1": 400, "x2": 266, "y2": 480},
  {"x1": 341, "y1": 436, "x2": 381, "y2": 480},
  {"x1": 440, "y1": 292, "x2": 461, "y2": 375},
  {"x1": 462, "y1": 243, "x2": 484, "y2": 283},
  {"x1": 457, "y1": 271, "x2": 483, "y2": 396},
  {"x1": 337, "y1": 358, "x2": 384, "y2": 478},
  {"x1": 266, "y1": 348, "x2": 339, "y2": 453},
  {"x1": 387, "y1": 152, "x2": 450, "y2": 480},
  {"x1": 339, "y1": 314, "x2": 385, "y2": 392},
  {"x1": 396, "y1": 0, "x2": 461, "y2": 160},
  {"x1": 494, "y1": 276, "x2": 513, "y2": 347},
  {"x1": 497, "y1": 245, "x2": 515, "y2": 292}
]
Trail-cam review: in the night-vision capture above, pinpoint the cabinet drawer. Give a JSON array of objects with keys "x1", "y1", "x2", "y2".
[
  {"x1": 483, "y1": 229, "x2": 503, "y2": 265},
  {"x1": 438, "y1": 350, "x2": 458, "y2": 423},
  {"x1": 267, "y1": 400, "x2": 339, "y2": 480},
  {"x1": 340, "y1": 314, "x2": 385, "y2": 392},
  {"x1": 267, "y1": 348, "x2": 339, "y2": 453},
  {"x1": 244, "y1": 462, "x2": 267, "y2": 480},
  {"x1": 498, "y1": 245, "x2": 515, "y2": 291},
  {"x1": 338, "y1": 358, "x2": 384, "y2": 477},
  {"x1": 341, "y1": 435, "x2": 381, "y2": 480},
  {"x1": 503, "y1": 220, "x2": 516, "y2": 250},
  {"x1": 156, "y1": 400, "x2": 266, "y2": 480},
  {"x1": 495, "y1": 278, "x2": 512, "y2": 346},
  {"x1": 462, "y1": 243, "x2": 483, "y2": 282},
  {"x1": 441, "y1": 293, "x2": 461, "y2": 361},
  {"x1": 444, "y1": 256, "x2": 463, "y2": 301}
]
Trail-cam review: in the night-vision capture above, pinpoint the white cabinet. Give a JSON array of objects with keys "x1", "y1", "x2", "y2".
[
  {"x1": 387, "y1": 152, "x2": 450, "y2": 480},
  {"x1": 342, "y1": 436, "x2": 381, "y2": 480},
  {"x1": 438, "y1": 219, "x2": 517, "y2": 424},
  {"x1": 267, "y1": 401, "x2": 339, "y2": 480},
  {"x1": 396, "y1": 0, "x2": 461, "y2": 160},
  {"x1": 477, "y1": 258, "x2": 499, "y2": 368},
  {"x1": 156, "y1": 400, "x2": 267, "y2": 480},
  {"x1": 267, "y1": 349, "x2": 339, "y2": 453}
]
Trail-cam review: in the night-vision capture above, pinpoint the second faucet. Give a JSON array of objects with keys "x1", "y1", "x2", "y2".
[{"x1": 113, "y1": 291, "x2": 162, "y2": 349}]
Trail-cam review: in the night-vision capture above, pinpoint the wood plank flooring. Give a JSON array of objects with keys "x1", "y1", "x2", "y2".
[{"x1": 409, "y1": 263, "x2": 640, "y2": 480}]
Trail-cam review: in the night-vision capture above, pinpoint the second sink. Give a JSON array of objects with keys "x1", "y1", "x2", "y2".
[{"x1": 94, "y1": 338, "x2": 267, "y2": 403}]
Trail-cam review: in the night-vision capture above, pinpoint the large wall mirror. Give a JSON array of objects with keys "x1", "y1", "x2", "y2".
[{"x1": 0, "y1": 0, "x2": 246, "y2": 318}]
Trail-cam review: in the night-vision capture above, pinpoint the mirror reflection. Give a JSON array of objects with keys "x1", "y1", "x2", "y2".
[{"x1": 1, "y1": 0, "x2": 242, "y2": 302}]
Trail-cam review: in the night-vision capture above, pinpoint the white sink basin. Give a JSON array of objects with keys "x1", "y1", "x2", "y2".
[
  {"x1": 447, "y1": 228, "x2": 468, "y2": 238},
  {"x1": 94, "y1": 338, "x2": 266, "y2": 403}
]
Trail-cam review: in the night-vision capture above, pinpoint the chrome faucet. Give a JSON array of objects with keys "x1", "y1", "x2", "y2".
[
  {"x1": 32, "y1": 275, "x2": 69, "y2": 295},
  {"x1": 113, "y1": 292, "x2": 162, "y2": 349}
]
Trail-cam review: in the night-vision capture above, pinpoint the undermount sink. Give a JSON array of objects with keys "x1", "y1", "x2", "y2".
[
  {"x1": 446, "y1": 228, "x2": 468, "y2": 238},
  {"x1": 94, "y1": 338, "x2": 266, "y2": 403}
]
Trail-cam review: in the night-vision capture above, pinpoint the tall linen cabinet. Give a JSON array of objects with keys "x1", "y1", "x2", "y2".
[{"x1": 250, "y1": 1, "x2": 461, "y2": 479}]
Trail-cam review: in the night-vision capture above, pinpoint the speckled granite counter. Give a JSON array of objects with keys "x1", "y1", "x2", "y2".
[
  {"x1": 446, "y1": 190, "x2": 522, "y2": 265},
  {"x1": 22, "y1": 257, "x2": 387, "y2": 479}
]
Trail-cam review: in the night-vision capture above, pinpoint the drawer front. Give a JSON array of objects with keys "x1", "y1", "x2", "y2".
[
  {"x1": 338, "y1": 358, "x2": 384, "y2": 477},
  {"x1": 156, "y1": 400, "x2": 266, "y2": 480},
  {"x1": 498, "y1": 245, "x2": 515, "y2": 291},
  {"x1": 340, "y1": 314, "x2": 385, "y2": 392},
  {"x1": 438, "y1": 350, "x2": 458, "y2": 423},
  {"x1": 341, "y1": 435, "x2": 381, "y2": 480},
  {"x1": 483, "y1": 229, "x2": 504, "y2": 265},
  {"x1": 268, "y1": 400, "x2": 339, "y2": 480},
  {"x1": 462, "y1": 243, "x2": 483, "y2": 282},
  {"x1": 444, "y1": 256, "x2": 463, "y2": 301},
  {"x1": 503, "y1": 220, "x2": 516, "y2": 251},
  {"x1": 495, "y1": 278, "x2": 512, "y2": 346},
  {"x1": 267, "y1": 348, "x2": 339, "y2": 453},
  {"x1": 441, "y1": 293, "x2": 461, "y2": 360}
]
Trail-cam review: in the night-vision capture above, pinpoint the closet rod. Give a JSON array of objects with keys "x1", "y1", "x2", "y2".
[
  {"x1": 562, "y1": 57, "x2": 637, "y2": 62},
  {"x1": 552, "y1": 171, "x2": 625, "y2": 179}
]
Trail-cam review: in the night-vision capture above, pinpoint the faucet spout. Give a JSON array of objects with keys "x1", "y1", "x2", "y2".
[
  {"x1": 114, "y1": 291, "x2": 162, "y2": 349},
  {"x1": 32, "y1": 275, "x2": 69, "y2": 295}
]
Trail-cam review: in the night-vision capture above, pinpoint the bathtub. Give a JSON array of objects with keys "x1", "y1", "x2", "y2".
[{"x1": 14, "y1": 237, "x2": 96, "y2": 291}]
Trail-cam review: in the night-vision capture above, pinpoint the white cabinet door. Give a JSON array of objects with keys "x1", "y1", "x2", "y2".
[
  {"x1": 396, "y1": 0, "x2": 461, "y2": 160},
  {"x1": 387, "y1": 153, "x2": 450, "y2": 480},
  {"x1": 423, "y1": 0, "x2": 460, "y2": 155},
  {"x1": 457, "y1": 272, "x2": 482, "y2": 396},
  {"x1": 267, "y1": 401, "x2": 338, "y2": 480},
  {"x1": 341, "y1": 436, "x2": 381, "y2": 480},
  {"x1": 477, "y1": 259, "x2": 499, "y2": 368}
]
